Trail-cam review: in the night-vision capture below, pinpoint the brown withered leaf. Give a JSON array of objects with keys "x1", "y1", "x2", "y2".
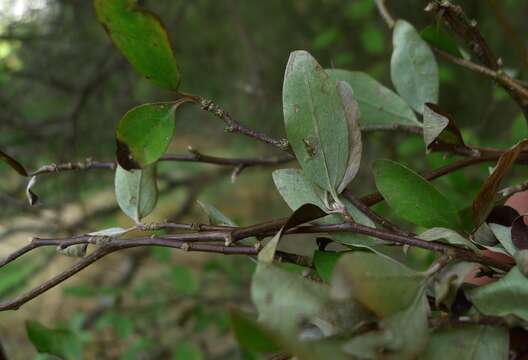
[
  {"x1": 0, "y1": 149, "x2": 28, "y2": 176},
  {"x1": 512, "y1": 216, "x2": 528, "y2": 251},
  {"x1": 486, "y1": 205, "x2": 519, "y2": 226},
  {"x1": 473, "y1": 139, "x2": 528, "y2": 227},
  {"x1": 423, "y1": 103, "x2": 465, "y2": 153}
]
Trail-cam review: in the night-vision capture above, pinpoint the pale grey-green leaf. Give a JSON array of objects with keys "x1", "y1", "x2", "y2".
[
  {"x1": 327, "y1": 70, "x2": 420, "y2": 129},
  {"x1": 419, "y1": 227, "x2": 478, "y2": 251},
  {"x1": 391, "y1": 20, "x2": 438, "y2": 113},
  {"x1": 283, "y1": 50, "x2": 350, "y2": 196},
  {"x1": 115, "y1": 164, "x2": 158, "y2": 222},
  {"x1": 336, "y1": 81, "x2": 362, "y2": 193}
]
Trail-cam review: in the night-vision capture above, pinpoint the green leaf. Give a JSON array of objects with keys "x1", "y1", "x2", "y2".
[
  {"x1": 332, "y1": 252, "x2": 425, "y2": 317},
  {"x1": 418, "y1": 227, "x2": 477, "y2": 251},
  {"x1": 489, "y1": 223, "x2": 516, "y2": 255},
  {"x1": 327, "y1": 69, "x2": 420, "y2": 130},
  {"x1": 313, "y1": 251, "x2": 343, "y2": 283},
  {"x1": 373, "y1": 159, "x2": 461, "y2": 229},
  {"x1": 197, "y1": 200, "x2": 237, "y2": 226},
  {"x1": 94, "y1": 0, "x2": 181, "y2": 90},
  {"x1": 470, "y1": 266, "x2": 528, "y2": 321},
  {"x1": 391, "y1": 20, "x2": 438, "y2": 113},
  {"x1": 115, "y1": 164, "x2": 158, "y2": 222},
  {"x1": 116, "y1": 101, "x2": 188, "y2": 170},
  {"x1": 420, "y1": 25, "x2": 461, "y2": 57},
  {"x1": 229, "y1": 310, "x2": 280, "y2": 353},
  {"x1": 283, "y1": 50, "x2": 355, "y2": 196},
  {"x1": 343, "y1": 288, "x2": 429, "y2": 359},
  {"x1": 423, "y1": 325, "x2": 508, "y2": 360},
  {"x1": 252, "y1": 261, "x2": 329, "y2": 334},
  {"x1": 0, "y1": 148, "x2": 28, "y2": 176},
  {"x1": 26, "y1": 320, "x2": 82, "y2": 360}
]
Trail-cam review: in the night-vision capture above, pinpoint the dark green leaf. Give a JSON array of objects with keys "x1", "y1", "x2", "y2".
[
  {"x1": 229, "y1": 310, "x2": 280, "y2": 353},
  {"x1": 313, "y1": 250, "x2": 343, "y2": 283},
  {"x1": 373, "y1": 159, "x2": 461, "y2": 229},
  {"x1": 94, "y1": 0, "x2": 181, "y2": 90},
  {"x1": 116, "y1": 101, "x2": 188, "y2": 170},
  {"x1": 26, "y1": 320, "x2": 82, "y2": 360},
  {"x1": 391, "y1": 20, "x2": 438, "y2": 113},
  {"x1": 423, "y1": 325, "x2": 508, "y2": 360},
  {"x1": 283, "y1": 50, "x2": 354, "y2": 196},
  {"x1": 0, "y1": 149, "x2": 27, "y2": 176},
  {"x1": 327, "y1": 69, "x2": 420, "y2": 130},
  {"x1": 115, "y1": 164, "x2": 158, "y2": 222}
]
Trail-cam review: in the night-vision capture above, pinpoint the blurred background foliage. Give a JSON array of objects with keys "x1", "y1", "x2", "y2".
[{"x1": 0, "y1": 0, "x2": 527, "y2": 358}]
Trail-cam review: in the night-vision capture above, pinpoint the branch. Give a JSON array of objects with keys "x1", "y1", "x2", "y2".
[
  {"x1": 180, "y1": 93, "x2": 292, "y2": 154},
  {"x1": 30, "y1": 151, "x2": 293, "y2": 176}
]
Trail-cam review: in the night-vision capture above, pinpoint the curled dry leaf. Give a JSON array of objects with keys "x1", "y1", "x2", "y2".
[
  {"x1": 473, "y1": 139, "x2": 528, "y2": 227},
  {"x1": 512, "y1": 215, "x2": 528, "y2": 250},
  {"x1": 423, "y1": 103, "x2": 465, "y2": 153},
  {"x1": 0, "y1": 149, "x2": 28, "y2": 176}
]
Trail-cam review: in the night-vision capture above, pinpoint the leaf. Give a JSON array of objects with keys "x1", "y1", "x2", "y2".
[
  {"x1": 116, "y1": 101, "x2": 188, "y2": 170},
  {"x1": 197, "y1": 201, "x2": 237, "y2": 226},
  {"x1": 230, "y1": 310, "x2": 350, "y2": 360},
  {"x1": 313, "y1": 251, "x2": 343, "y2": 283},
  {"x1": 489, "y1": 223, "x2": 516, "y2": 255},
  {"x1": 331, "y1": 252, "x2": 425, "y2": 317},
  {"x1": 343, "y1": 288, "x2": 429, "y2": 359},
  {"x1": 423, "y1": 325, "x2": 509, "y2": 360},
  {"x1": 432, "y1": 261, "x2": 477, "y2": 308},
  {"x1": 418, "y1": 227, "x2": 477, "y2": 251},
  {"x1": 94, "y1": 0, "x2": 181, "y2": 90},
  {"x1": 423, "y1": 103, "x2": 465, "y2": 153},
  {"x1": 258, "y1": 203, "x2": 326, "y2": 263},
  {"x1": 420, "y1": 25, "x2": 462, "y2": 57},
  {"x1": 115, "y1": 164, "x2": 158, "y2": 222},
  {"x1": 0, "y1": 149, "x2": 27, "y2": 176},
  {"x1": 473, "y1": 139, "x2": 528, "y2": 226},
  {"x1": 469, "y1": 266, "x2": 528, "y2": 321},
  {"x1": 87, "y1": 227, "x2": 130, "y2": 237},
  {"x1": 26, "y1": 175, "x2": 39, "y2": 206},
  {"x1": 512, "y1": 216, "x2": 528, "y2": 251},
  {"x1": 58, "y1": 244, "x2": 88, "y2": 258},
  {"x1": 336, "y1": 81, "x2": 362, "y2": 193},
  {"x1": 373, "y1": 159, "x2": 461, "y2": 229},
  {"x1": 327, "y1": 70, "x2": 420, "y2": 130},
  {"x1": 26, "y1": 320, "x2": 82, "y2": 360},
  {"x1": 273, "y1": 168, "x2": 327, "y2": 210},
  {"x1": 487, "y1": 205, "x2": 519, "y2": 226},
  {"x1": 282, "y1": 50, "x2": 351, "y2": 196},
  {"x1": 229, "y1": 310, "x2": 280, "y2": 353},
  {"x1": 391, "y1": 20, "x2": 439, "y2": 113}
]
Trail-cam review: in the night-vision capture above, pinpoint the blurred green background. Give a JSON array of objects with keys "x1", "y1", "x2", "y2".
[{"x1": 0, "y1": 0, "x2": 527, "y2": 358}]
